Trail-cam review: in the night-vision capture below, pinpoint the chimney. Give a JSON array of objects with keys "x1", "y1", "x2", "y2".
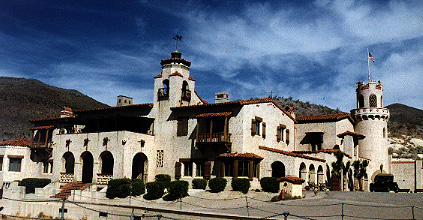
[
  {"x1": 215, "y1": 92, "x2": 229, "y2": 103},
  {"x1": 61, "y1": 107, "x2": 73, "y2": 118},
  {"x1": 288, "y1": 106, "x2": 295, "y2": 119},
  {"x1": 117, "y1": 95, "x2": 133, "y2": 107}
]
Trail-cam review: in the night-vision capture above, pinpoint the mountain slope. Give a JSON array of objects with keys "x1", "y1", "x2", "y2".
[
  {"x1": 386, "y1": 103, "x2": 423, "y2": 139},
  {"x1": 0, "y1": 77, "x2": 108, "y2": 141}
]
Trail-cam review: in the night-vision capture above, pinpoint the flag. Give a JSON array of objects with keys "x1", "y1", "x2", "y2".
[{"x1": 368, "y1": 52, "x2": 375, "y2": 62}]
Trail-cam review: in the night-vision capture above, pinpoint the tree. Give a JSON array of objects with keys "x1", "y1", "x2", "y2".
[
  {"x1": 331, "y1": 151, "x2": 351, "y2": 191},
  {"x1": 352, "y1": 160, "x2": 369, "y2": 191}
]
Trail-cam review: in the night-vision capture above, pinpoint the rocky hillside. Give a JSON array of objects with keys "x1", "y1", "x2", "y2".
[{"x1": 0, "y1": 77, "x2": 108, "y2": 141}]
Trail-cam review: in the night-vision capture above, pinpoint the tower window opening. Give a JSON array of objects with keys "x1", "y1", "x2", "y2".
[
  {"x1": 369, "y1": 94, "x2": 377, "y2": 107},
  {"x1": 358, "y1": 95, "x2": 364, "y2": 108}
]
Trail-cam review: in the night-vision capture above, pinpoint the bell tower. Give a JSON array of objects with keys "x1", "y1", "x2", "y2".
[{"x1": 351, "y1": 80, "x2": 390, "y2": 182}]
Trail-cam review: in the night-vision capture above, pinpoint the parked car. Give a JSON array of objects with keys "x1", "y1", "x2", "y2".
[{"x1": 370, "y1": 173, "x2": 399, "y2": 193}]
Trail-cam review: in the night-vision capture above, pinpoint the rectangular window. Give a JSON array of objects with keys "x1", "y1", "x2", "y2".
[
  {"x1": 43, "y1": 162, "x2": 49, "y2": 173},
  {"x1": 9, "y1": 158, "x2": 22, "y2": 172},
  {"x1": 251, "y1": 117, "x2": 262, "y2": 136},
  {"x1": 277, "y1": 125, "x2": 286, "y2": 142},
  {"x1": 238, "y1": 161, "x2": 249, "y2": 177},
  {"x1": 177, "y1": 118, "x2": 188, "y2": 136},
  {"x1": 0, "y1": 157, "x2": 3, "y2": 171},
  {"x1": 183, "y1": 162, "x2": 192, "y2": 176},
  {"x1": 224, "y1": 161, "x2": 233, "y2": 177},
  {"x1": 196, "y1": 162, "x2": 204, "y2": 177},
  {"x1": 286, "y1": 129, "x2": 290, "y2": 145},
  {"x1": 156, "y1": 150, "x2": 164, "y2": 168}
]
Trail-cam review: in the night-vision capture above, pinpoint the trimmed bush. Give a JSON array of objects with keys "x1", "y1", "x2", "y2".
[
  {"x1": 208, "y1": 177, "x2": 227, "y2": 193},
  {"x1": 155, "y1": 174, "x2": 171, "y2": 189},
  {"x1": 143, "y1": 182, "x2": 165, "y2": 200},
  {"x1": 106, "y1": 178, "x2": 145, "y2": 199},
  {"x1": 231, "y1": 178, "x2": 250, "y2": 194},
  {"x1": 19, "y1": 178, "x2": 51, "y2": 194},
  {"x1": 192, "y1": 178, "x2": 207, "y2": 190},
  {"x1": 131, "y1": 179, "x2": 146, "y2": 196},
  {"x1": 260, "y1": 177, "x2": 280, "y2": 193},
  {"x1": 164, "y1": 180, "x2": 189, "y2": 201}
]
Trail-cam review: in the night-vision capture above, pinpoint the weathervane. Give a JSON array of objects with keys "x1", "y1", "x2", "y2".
[{"x1": 172, "y1": 34, "x2": 182, "y2": 52}]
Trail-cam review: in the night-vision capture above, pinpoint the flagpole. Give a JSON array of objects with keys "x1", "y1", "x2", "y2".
[{"x1": 367, "y1": 48, "x2": 370, "y2": 82}]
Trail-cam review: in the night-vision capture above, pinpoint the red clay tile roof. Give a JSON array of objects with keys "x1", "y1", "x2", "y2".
[
  {"x1": 392, "y1": 161, "x2": 415, "y2": 164},
  {"x1": 0, "y1": 137, "x2": 32, "y2": 147},
  {"x1": 337, "y1": 131, "x2": 365, "y2": 139},
  {"x1": 296, "y1": 113, "x2": 354, "y2": 124},
  {"x1": 154, "y1": 74, "x2": 162, "y2": 78},
  {"x1": 63, "y1": 107, "x2": 72, "y2": 112},
  {"x1": 171, "y1": 97, "x2": 295, "y2": 122},
  {"x1": 188, "y1": 76, "x2": 195, "y2": 81},
  {"x1": 74, "y1": 103, "x2": 153, "y2": 113},
  {"x1": 170, "y1": 71, "x2": 183, "y2": 77},
  {"x1": 218, "y1": 152, "x2": 264, "y2": 160},
  {"x1": 277, "y1": 175, "x2": 305, "y2": 184},
  {"x1": 31, "y1": 125, "x2": 54, "y2": 130},
  {"x1": 293, "y1": 149, "x2": 339, "y2": 154},
  {"x1": 259, "y1": 146, "x2": 325, "y2": 162},
  {"x1": 196, "y1": 112, "x2": 232, "y2": 118},
  {"x1": 160, "y1": 58, "x2": 191, "y2": 67}
]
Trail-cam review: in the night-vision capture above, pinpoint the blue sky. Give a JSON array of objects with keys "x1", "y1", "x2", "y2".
[{"x1": 1, "y1": 0, "x2": 422, "y2": 112}]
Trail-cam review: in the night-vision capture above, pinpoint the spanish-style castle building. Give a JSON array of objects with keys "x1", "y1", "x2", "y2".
[{"x1": 4, "y1": 50, "x2": 420, "y2": 194}]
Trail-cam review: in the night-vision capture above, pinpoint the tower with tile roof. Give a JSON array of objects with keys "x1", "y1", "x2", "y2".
[{"x1": 351, "y1": 80, "x2": 390, "y2": 181}]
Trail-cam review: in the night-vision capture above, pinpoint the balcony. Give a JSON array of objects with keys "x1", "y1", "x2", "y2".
[{"x1": 197, "y1": 132, "x2": 231, "y2": 143}]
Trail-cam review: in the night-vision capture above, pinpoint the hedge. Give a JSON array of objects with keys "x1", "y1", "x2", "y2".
[
  {"x1": 163, "y1": 180, "x2": 189, "y2": 201},
  {"x1": 192, "y1": 178, "x2": 207, "y2": 190},
  {"x1": 155, "y1": 174, "x2": 171, "y2": 189},
  {"x1": 208, "y1": 177, "x2": 227, "y2": 193},
  {"x1": 106, "y1": 178, "x2": 145, "y2": 199},
  {"x1": 260, "y1": 177, "x2": 280, "y2": 193},
  {"x1": 19, "y1": 178, "x2": 51, "y2": 194},
  {"x1": 143, "y1": 181, "x2": 165, "y2": 200},
  {"x1": 231, "y1": 178, "x2": 250, "y2": 194}
]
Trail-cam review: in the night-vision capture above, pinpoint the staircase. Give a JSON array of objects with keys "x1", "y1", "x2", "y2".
[{"x1": 51, "y1": 182, "x2": 92, "y2": 199}]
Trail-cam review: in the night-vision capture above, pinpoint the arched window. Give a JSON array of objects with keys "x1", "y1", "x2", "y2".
[
  {"x1": 163, "y1": 80, "x2": 169, "y2": 96},
  {"x1": 181, "y1": 81, "x2": 191, "y2": 101},
  {"x1": 369, "y1": 94, "x2": 377, "y2": 107},
  {"x1": 380, "y1": 96, "x2": 383, "y2": 107}
]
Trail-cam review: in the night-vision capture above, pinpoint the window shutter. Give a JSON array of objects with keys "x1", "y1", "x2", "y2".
[
  {"x1": 175, "y1": 162, "x2": 182, "y2": 180},
  {"x1": 262, "y1": 122, "x2": 266, "y2": 138},
  {"x1": 286, "y1": 129, "x2": 290, "y2": 145},
  {"x1": 251, "y1": 119, "x2": 256, "y2": 136},
  {"x1": 204, "y1": 161, "x2": 212, "y2": 180},
  {"x1": 276, "y1": 125, "x2": 281, "y2": 142}
]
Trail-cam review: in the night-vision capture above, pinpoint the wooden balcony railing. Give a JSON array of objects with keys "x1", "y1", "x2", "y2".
[
  {"x1": 97, "y1": 173, "x2": 113, "y2": 185},
  {"x1": 60, "y1": 173, "x2": 74, "y2": 183},
  {"x1": 31, "y1": 141, "x2": 53, "y2": 148},
  {"x1": 197, "y1": 132, "x2": 231, "y2": 143}
]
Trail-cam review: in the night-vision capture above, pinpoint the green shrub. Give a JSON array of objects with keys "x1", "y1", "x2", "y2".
[
  {"x1": 192, "y1": 178, "x2": 207, "y2": 189},
  {"x1": 164, "y1": 180, "x2": 189, "y2": 201},
  {"x1": 131, "y1": 179, "x2": 145, "y2": 196},
  {"x1": 143, "y1": 182, "x2": 165, "y2": 200},
  {"x1": 155, "y1": 174, "x2": 171, "y2": 189},
  {"x1": 19, "y1": 178, "x2": 51, "y2": 194},
  {"x1": 260, "y1": 177, "x2": 280, "y2": 193},
  {"x1": 231, "y1": 178, "x2": 250, "y2": 194},
  {"x1": 106, "y1": 178, "x2": 145, "y2": 199},
  {"x1": 208, "y1": 177, "x2": 227, "y2": 193}
]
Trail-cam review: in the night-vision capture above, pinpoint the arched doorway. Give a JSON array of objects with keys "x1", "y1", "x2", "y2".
[
  {"x1": 62, "y1": 152, "x2": 75, "y2": 174},
  {"x1": 132, "y1": 153, "x2": 148, "y2": 182},
  {"x1": 100, "y1": 151, "x2": 114, "y2": 174},
  {"x1": 317, "y1": 165, "x2": 324, "y2": 184},
  {"x1": 299, "y1": 162, "x2": 307, "y2": 180},
  {"x1": 309, "y1": 164, "x2": 316, "y2": 184},
  {"x1": 271, "y1": 161, "x2": 285, "y2": 178},
  {"x1": 81, "y1": 151, "x2": 94, "y2": 183}
]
